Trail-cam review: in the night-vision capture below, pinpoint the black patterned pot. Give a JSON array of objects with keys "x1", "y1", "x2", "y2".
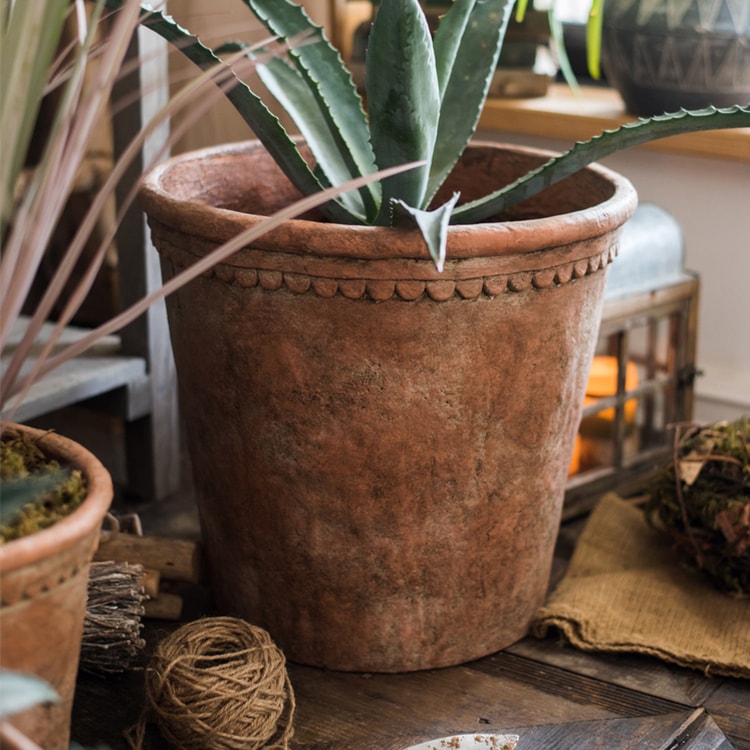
[{"x1": 602, "y1": 0, "x2": 750, "y2": 116}]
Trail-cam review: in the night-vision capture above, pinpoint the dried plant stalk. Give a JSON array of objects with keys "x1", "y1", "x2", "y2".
[
  {"x1": 645, "y1": 417, "x2": 750, "y2": 596},
  {"x1": 80, "y1": 560, "x2": 147, "y2": 674}
]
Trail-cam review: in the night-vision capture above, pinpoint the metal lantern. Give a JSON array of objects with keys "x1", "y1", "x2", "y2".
[{"x1": 565, "y1": 204, "x2": 700, "y2": 518}]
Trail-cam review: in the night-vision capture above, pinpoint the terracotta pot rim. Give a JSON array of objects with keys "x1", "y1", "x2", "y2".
[
  {"x1": 0, "y1": 422, "x2": 113, "y2": 573},
  {"x1": 140, "y1": 139, "x2": 638, "y2": 260}
]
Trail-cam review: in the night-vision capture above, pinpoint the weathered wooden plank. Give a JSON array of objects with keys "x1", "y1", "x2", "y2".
[
  {"x1": 471, "y1": 650, "x2": 693, "y2": 718},
  {"x1": 111, "y1": 21, "x2": 180, "y2": 502},
  {"x1": 511, "y1": 710, "x2": 732, "y2": 750},
  {"x1": 287, "y1": 657, "x2": 619, "y2": 746},
  {"x1": 72, "y1": 670, "x2": 146, "y2": 750},
  {"x1": 94, "y1": 533, "x2": 204, "y2": 583},
  {"x1": 69, "y1": 504, "x2": 750, "y2": 750},
  {"x1": 1, "y1": 356, "x2": 147, "y2": 422},
  {"x1": 653, "y1": 709, "x2": 736, "y2": 750},
  {"x1": 705, "y1": 681, "x2": 750, "y2": 749},
  {"x1": 506, "y1": 637, "x2": 722, "y2": 707},
  {"x1": 290, "y1": 710, "x2": 734, "y2": 749}
]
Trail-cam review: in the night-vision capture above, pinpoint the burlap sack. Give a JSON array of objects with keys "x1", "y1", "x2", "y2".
[{"x1": 534, "y1": 493, "x2": 750, "y2": 678}]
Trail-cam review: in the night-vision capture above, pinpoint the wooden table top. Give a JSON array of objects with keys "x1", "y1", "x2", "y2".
[{"x1": 72, "y1": 522, "x2": 750, "y2": 750}]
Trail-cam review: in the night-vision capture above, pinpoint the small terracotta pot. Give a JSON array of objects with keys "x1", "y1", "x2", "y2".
[
  {"x1": 141, "y1": 140, "x2": 637, "y2": 672},
  {"x1": 0, "y1": 422, "x2": 113, "y2": 748}
]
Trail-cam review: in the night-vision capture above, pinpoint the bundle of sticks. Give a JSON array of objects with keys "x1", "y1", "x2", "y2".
[
  {"x1": 81, "y1": 514, "x2": 204, "y2": 674},
  {"x1": 82, "y1": 560, "x2": 147, "y2": 674}
]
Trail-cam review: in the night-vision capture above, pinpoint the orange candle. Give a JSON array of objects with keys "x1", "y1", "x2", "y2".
[
  {"x1": 584, "y1": 356, "x2": 639, "y2": 424},
  {"x1": 568, "y1": 433, "x2": 582, "y2": 476},
  {"x1": 572, "y1": 356, "x2": 640, "y2": 474}
]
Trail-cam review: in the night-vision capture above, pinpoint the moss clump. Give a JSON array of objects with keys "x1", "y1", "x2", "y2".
[
  {"x1": 0, "y1": 430, "x2": 87, "y2": 543},
  {"x1": 644, "y1": 417, "x2": 750, "y2": 596}
]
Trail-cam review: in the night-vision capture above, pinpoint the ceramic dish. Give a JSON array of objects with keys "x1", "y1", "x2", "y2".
[{"x1": 404, "y1": 734, "x2": 519, "y2": 750}]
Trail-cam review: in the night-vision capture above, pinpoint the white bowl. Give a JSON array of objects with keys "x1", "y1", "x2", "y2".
[{"x1": 404, "y1": 734, "x2": 519, "y2": 750}]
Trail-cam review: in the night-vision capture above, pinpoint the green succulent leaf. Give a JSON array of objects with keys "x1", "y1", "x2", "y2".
[
  {"x1": 392, "y1": 193, "x2": 461, "y2": 272},
  {"x1": 427, "y1": 0, "x2": 516, "y2": 203},
  {"x1": 453, "y1": 105, "x2": 750, "y2": 223},
  {"x1": 0, "y1": 670, "x2": 59, "y2": 720},
  {"x1": 241, "y1": 0, "x2": 380, "y2": 221},
  {"x1": 222, "y1": 46, "x2": 368, "y2": 222},
  {"x1": 367, "y1": 0, "x2": 440, "y2": 220},
  {"x1": 105, "y1": 1, "x2": 357, "y2": 224}
]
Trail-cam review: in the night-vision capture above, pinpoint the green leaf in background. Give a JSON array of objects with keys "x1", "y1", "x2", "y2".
[
  {"x1": 0, "y1": 0, "x2": 69, "y2": 237},
  {"x1": 586, "y1": 0, "x2": 605, "y2": 80}
]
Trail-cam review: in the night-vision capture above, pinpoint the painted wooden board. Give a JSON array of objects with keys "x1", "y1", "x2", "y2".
[{"x1": 1, "y1": 317, "x2": 147, "y2": 422}]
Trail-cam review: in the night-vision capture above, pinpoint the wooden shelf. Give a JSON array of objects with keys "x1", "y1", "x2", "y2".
[
  {"x1": 479, "y1": 84, "x2": 750, "y2": 163},
  {"x1": 1, "y1": 318, "x2": 147, "y2": 424}
]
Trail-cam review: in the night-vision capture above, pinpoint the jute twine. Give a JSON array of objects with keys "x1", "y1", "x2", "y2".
[{"x1": 126, "y1": 616, "x2": 295, "y2": 750}]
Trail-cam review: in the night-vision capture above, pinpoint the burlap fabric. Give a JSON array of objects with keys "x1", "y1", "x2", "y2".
[{"x1": 533, "y1": 493, "x2": 750, "y2": 678}]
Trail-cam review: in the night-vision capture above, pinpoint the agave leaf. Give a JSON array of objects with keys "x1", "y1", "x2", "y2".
[
  {"x1": 105, "y1": 2, "x2": 356, "y2": 225},
  {"x1": 392, "y1": 193, "x2": 461, "y2": 272},
  {"x1": 453, "y1": 105, "x2": 750, "y2": 223},
  {"x1": 367, "y1": 0, "x2": 439, "y2": 220},
  {"x1": 242, "y1": 0, "x2": 379, "y2": 220},
  {"x1": 223, "y1": 46, "x2": 368, "y2": 222},
  {"x1": 0, "y1": 670, "x2": 59, "y2": 720},
  {"x1": 427, "y1": 0, "x2": 515, "y2": 204}
]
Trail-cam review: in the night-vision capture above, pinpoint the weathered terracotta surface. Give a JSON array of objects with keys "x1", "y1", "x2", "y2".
[
  {"x1": 0, "y1": 423, "x2": 113, "y2": 748},
  {"x1": 141, "y1": 141, "x2": 637, "y2": 672}
]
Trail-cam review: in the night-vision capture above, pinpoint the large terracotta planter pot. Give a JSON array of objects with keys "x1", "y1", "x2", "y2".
[
  {"x1": 0, "y1": 423, "x2": 113, "y2": 748},
  {"x1": 140, "y1": 140, "x2": 637, "y2": 672}
]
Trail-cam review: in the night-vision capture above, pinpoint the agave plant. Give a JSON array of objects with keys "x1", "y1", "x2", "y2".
[{"x1": 111, "y1": 0, "x2": 750, "y2": 271}]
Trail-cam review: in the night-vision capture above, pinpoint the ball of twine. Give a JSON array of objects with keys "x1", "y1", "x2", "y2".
[{"x1": 129, "y1": 616, "x2": 295, "y2": 750}]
